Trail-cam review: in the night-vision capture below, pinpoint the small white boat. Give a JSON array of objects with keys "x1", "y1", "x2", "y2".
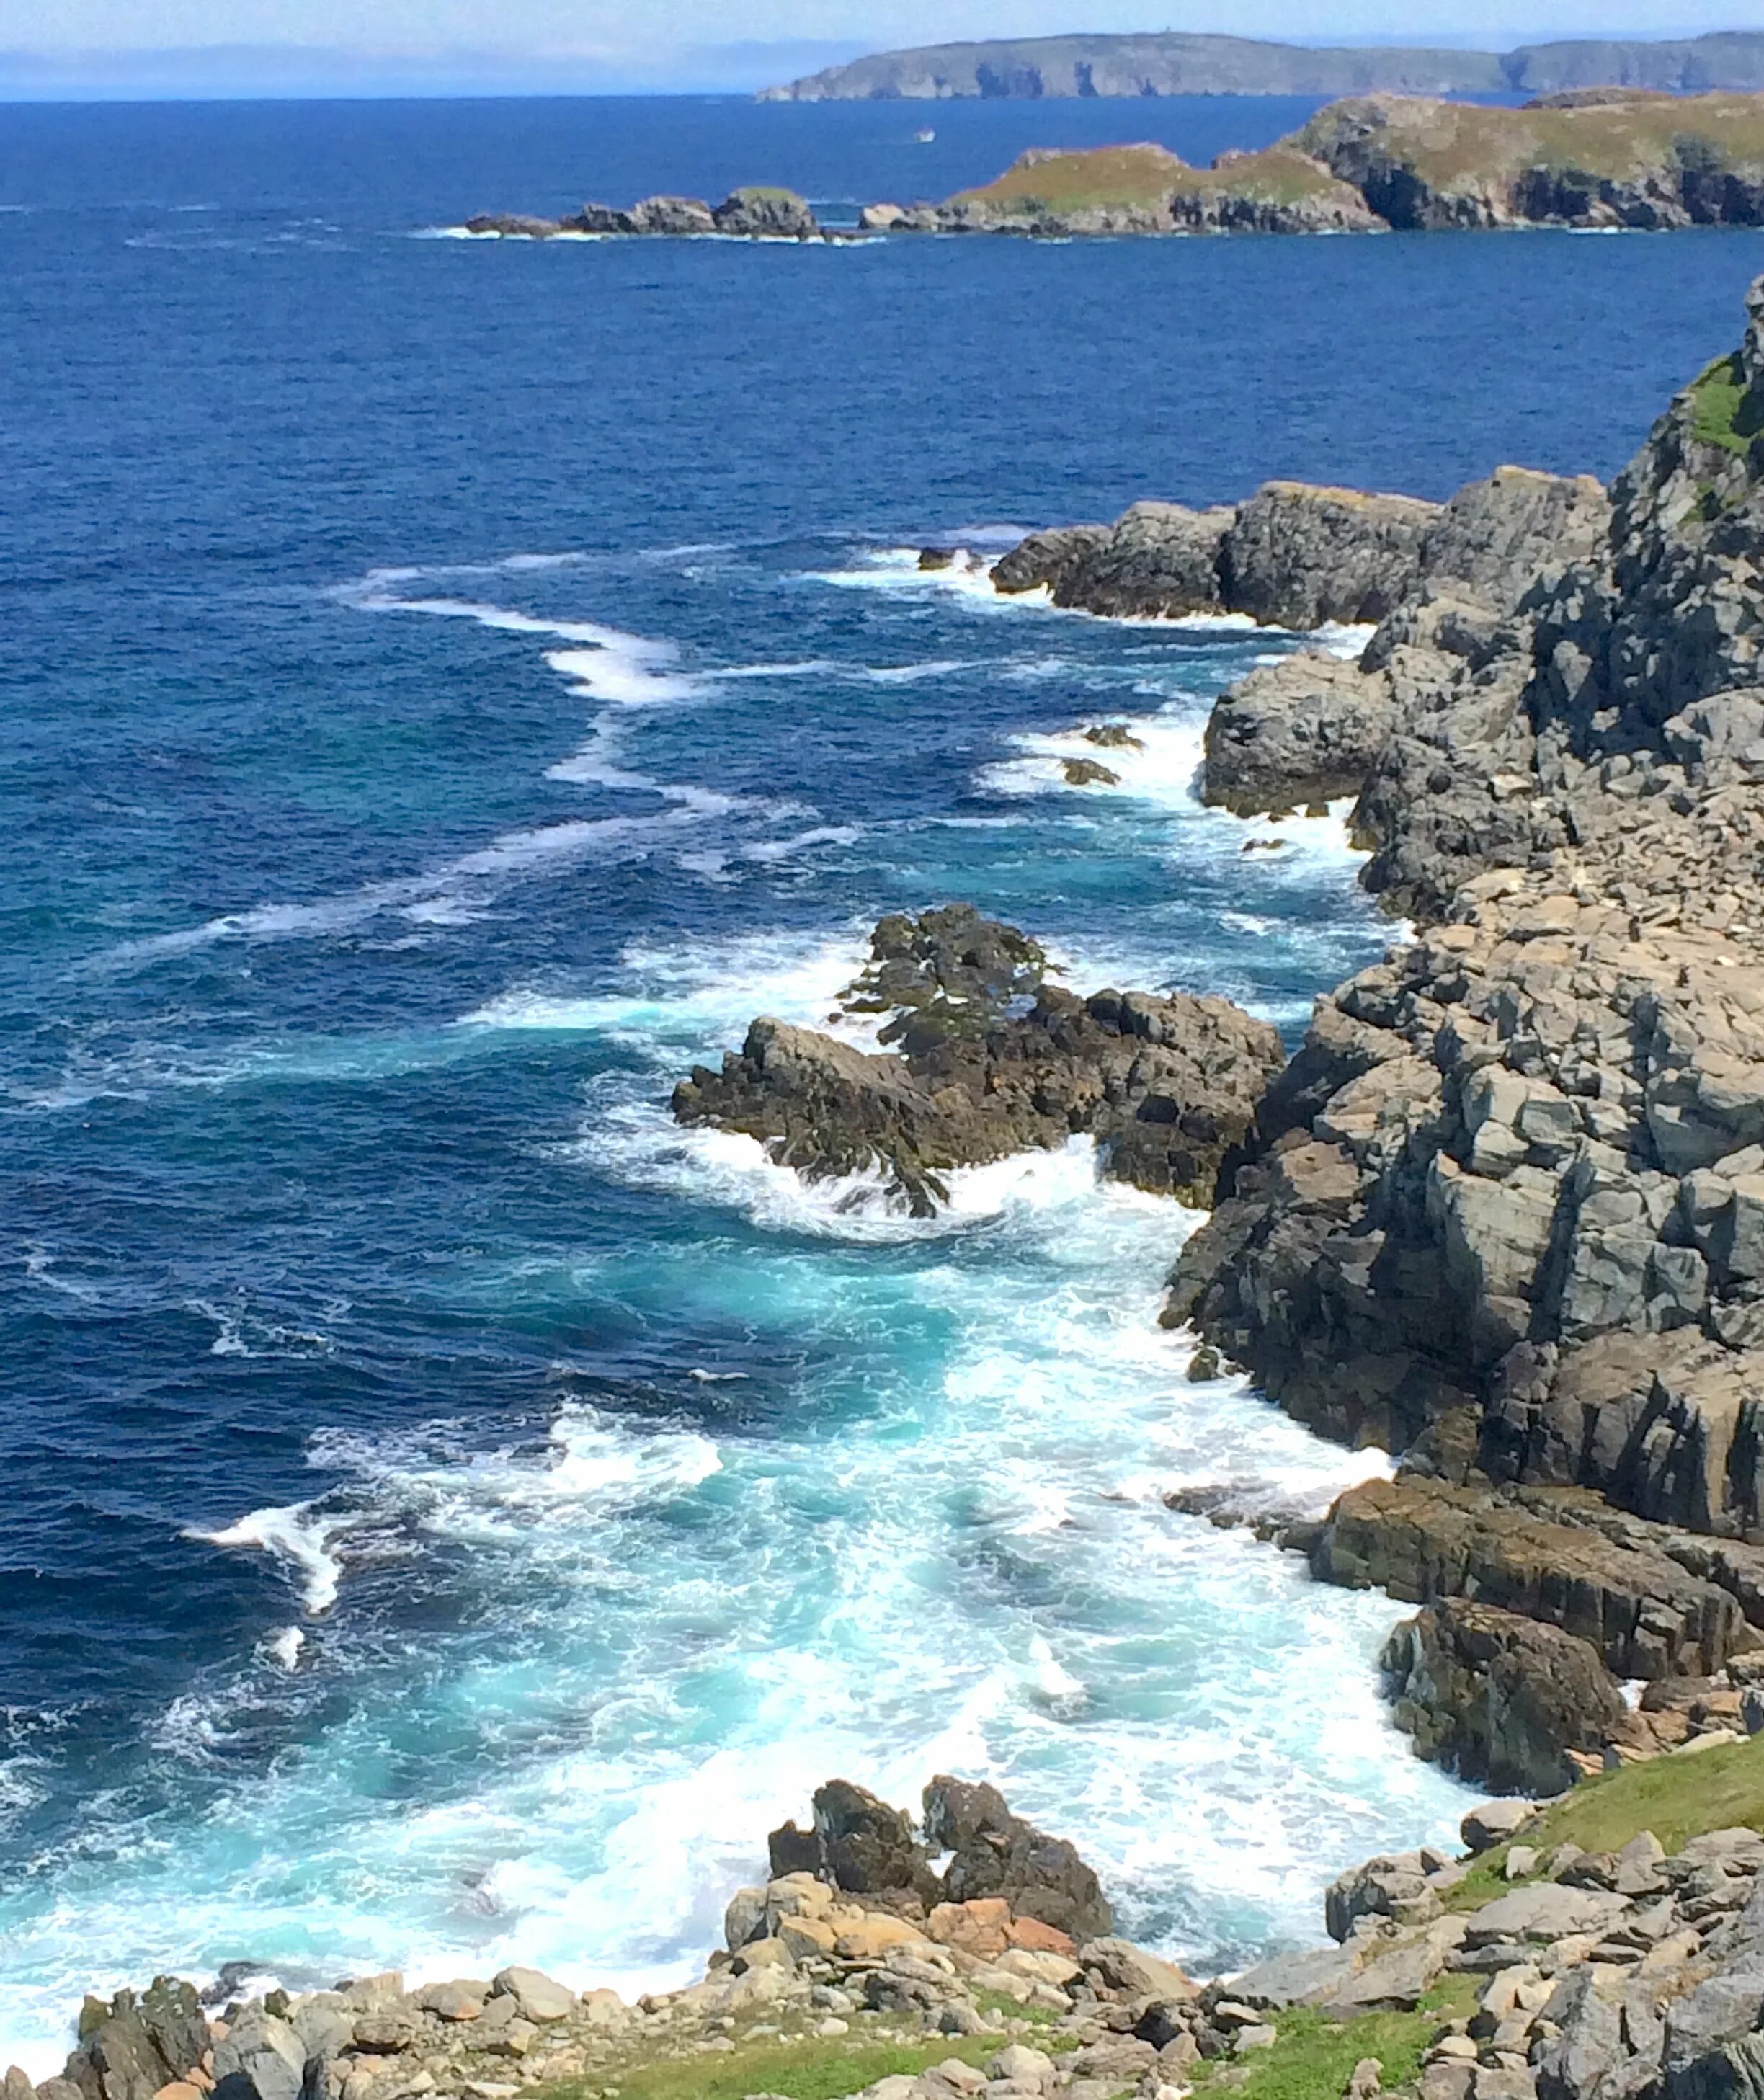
[{"x1": 915, "y1": 128, "x2": 935, "y2": 143}]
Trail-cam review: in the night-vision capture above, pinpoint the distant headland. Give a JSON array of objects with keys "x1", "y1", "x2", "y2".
[
  {"x1": 758, "y1": 27, "x2": 1764, "y2": 102},
  {"x1": 460, "y1": 89, "x2": 1764, "y2": 242}
]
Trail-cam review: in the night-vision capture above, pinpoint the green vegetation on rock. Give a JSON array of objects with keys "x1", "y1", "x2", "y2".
[
  {"x1": 949, "y1": 143, "x2": 1189, "y2": 213},
  {"x1": 545, "y1": 2029, "x2": 1006, "y2": 2100},
  {"x1": 1688, "y1": 352, "x2": 1764, "y2": 455},
  {"x1": 1446, "y1": 1731, "x2": 1764, "y2": 1914},
  {"x1": 1191, "y1": 1983, "x2": 1479, "y2": 2100}
]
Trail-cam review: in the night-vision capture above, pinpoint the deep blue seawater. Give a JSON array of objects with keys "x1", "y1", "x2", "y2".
[{"x1": 4, "y1": 91, "x2": 1764, "y2": 2070}]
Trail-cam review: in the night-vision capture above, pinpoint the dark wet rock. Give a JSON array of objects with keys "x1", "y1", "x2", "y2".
[
  {"x1": 1061, "y1": 757, "x2": 1119, "y2": 786},
  {"x1": 925, "y1": 1776, "x2": 1114, "y2": 1943},
  {"x1": 789, "y1": 1778, "x2": 937, "y2": 1900},
  {"x1": 1381, "y1": 1597, "x2": 1629, "y2": 1794},
  {"x1": 672, "y1": 905, "x2": 1283, "y2": 1214},
  {"x1": 995, "y1": 502, "x2": 1235, "y2": 617},
  {"x1": 712, "y1": 187, "x2": 819, "y2": 236},
  {"x1": 462, "y1": 213, "x2": 562, "y2": 238}
]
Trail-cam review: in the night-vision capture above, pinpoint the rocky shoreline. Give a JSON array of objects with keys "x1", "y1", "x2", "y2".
[
  {"x1": 36, "y1": 234, "x2": 1764, "y2": 2100},
  {"x1": 30, "y1": 1761, "x2": 1764, "y2": 2100},
  {"x1": 460, "y1": 92, "x2": 1764, "y2": 242}
]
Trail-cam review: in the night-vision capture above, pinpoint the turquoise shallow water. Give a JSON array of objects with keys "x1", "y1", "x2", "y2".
[{"x1": 7, "y1": 92, "x2": 1764, "y2": 2074}]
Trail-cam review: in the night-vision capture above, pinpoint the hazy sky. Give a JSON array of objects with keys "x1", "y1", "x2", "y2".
[{"x1": 0, "y1": 0, "x2": 1750, "y2": 92}]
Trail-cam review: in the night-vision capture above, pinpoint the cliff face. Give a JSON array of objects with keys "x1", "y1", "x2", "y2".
[
  {"x1": 759, "y1": 30, "x2": 1764, "y2": 102},
  {"x1": 1162, "y1": 276, "x2": 1764, "y2": 1547}
]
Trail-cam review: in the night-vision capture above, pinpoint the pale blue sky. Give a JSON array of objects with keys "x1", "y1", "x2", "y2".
[{"x1": 0, "y1": 0, "x2": 1750, "y2": 92}]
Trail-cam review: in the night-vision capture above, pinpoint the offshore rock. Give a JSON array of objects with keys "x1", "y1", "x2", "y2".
[
  {"x1": 711, "y1": 186, "x2": 820, "y2": 236},
  {"x1": 672, "y1": 905, "x2": 1283, "y2": 1213}
]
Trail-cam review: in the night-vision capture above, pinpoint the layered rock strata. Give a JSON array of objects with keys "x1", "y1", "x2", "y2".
[{"x1": 671, "y1": 904, "x2": 1284, "y2": 1214}]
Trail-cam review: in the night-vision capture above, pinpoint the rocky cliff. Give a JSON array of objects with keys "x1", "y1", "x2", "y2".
[
  {"x1": 1131, "y1": 272, "x2": 1764, "y2": 1781},
  {"x1": 916, "y1": 92, "x2": 1764, "y2": 237},
  {"x1": 759, "y1": 30, "x2": 1764, "y2": 101}
]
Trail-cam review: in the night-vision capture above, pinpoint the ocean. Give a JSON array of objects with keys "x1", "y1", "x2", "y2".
[{"x1": 3, "y1": 89, "x2": 1761, "y2": 2073}]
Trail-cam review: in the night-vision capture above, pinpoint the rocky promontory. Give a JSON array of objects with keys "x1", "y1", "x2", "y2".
[
  {"x1": 1110, "y1": 272, "x2": 1764, "y2": 1788},
  {"x1": 672, "y1": 903, "x2": 1283, "y2": 1213},
  {"x1": 459, "y1": 90, "x2": 1764, "y2": 241}
]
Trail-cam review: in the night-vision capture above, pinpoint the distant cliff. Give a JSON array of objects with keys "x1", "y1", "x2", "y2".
[{"x1": 759, "y1": 28, "x2": 1764, "y2": 102}]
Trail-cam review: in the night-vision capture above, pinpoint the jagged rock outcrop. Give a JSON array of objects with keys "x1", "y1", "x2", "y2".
[
  {"x1": 921, "y1": 1778, "x2": 1114, "y2": 1945},
  {"x1": 990, "y1": 481, "x2": 1439, "y2": 628},
  {"x1": 1314, "y1": 1476, "x2": 1759, "y2": 1679},
  {"x1": 672, "y1": 905, "x2": 1283, "y2": 1213},
  {"x1": 463, "y1": 189, "x2": 829, "y2": 240},
  {"x1": 992, "y1": 502, "x2": 1232, "y2": 616},
  {"x1": 989, "y1": 466, "x2": 1607, "y2": 655},
  {"x1": 767, "y1": 1779, "x2": 940, "y2": 1904},
  {"x1": 1202, "y1": 652, "x2": 1397, "y2": 814},
  {"x1": 756, "y1": 1776, "x2": 1113, "y2": 1954}
]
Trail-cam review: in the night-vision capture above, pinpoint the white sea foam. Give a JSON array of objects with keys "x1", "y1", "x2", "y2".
[
  {"x1": 264, "y1": 1627, "x2": 306, "y2": 1671},
  {"x1": 0, "y1": 1145, "x2": 1473, "y2": 2077},
  {"x1": 460, "y1": 922, "x2": 879, "y2": 1051},
  {"x1": 810, "y1": 546, "x2": 1016, "y2": 608},
  {"x1": 191, "y1": 1503, "x2": 347, "y2": 1615},
  {"x1": 100, "y1": 582, "x2": 736, "y2": 966}
]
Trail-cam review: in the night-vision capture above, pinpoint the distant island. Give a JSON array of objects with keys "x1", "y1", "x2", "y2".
[
  {"x1": 759, "y1": 27, "x2": 1764, "y2": 101},
  {"x1": 461, "y1": 88, "x2": 1764, "y2": 241}
]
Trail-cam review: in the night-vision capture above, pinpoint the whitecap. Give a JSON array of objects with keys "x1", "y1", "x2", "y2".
[{"x1": 190, "y1": 1502, "x2": 347, "y2": 1615}]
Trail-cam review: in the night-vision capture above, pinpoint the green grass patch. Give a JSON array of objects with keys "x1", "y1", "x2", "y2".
[
  {"x1": 1446, "y1": 1732, "x2": 1764, "y2": 1910},
  {"x1": 950, "y1": 143, "x2": 1190, "y2": 213},
  {"x1": 971, "y1": 1990, "x2": 1059, "y2": 2029},
  {"x1": 1193, "y1": 1981, "x2": 1478, "y2": 2100},
  {"x1": 1689, "y1": 354, "x2": 1756, "y2": 457},
  {"x1": 553, "y1": 2030, "x2": 1005, "y2": 2100}
]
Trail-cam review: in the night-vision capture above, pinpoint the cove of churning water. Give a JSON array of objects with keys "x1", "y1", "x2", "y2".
[{"x1": 6, "y1": 92, "x2": 1764, "y2": 2078}]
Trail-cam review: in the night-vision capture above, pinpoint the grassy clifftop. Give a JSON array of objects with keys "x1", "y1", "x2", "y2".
[
  {"x1": 945, "y1": 141, "x2": 1377, "y2": 230},
  {"x1": 1296, "y1": 88, "x2": 1764, "y2": 187}
]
